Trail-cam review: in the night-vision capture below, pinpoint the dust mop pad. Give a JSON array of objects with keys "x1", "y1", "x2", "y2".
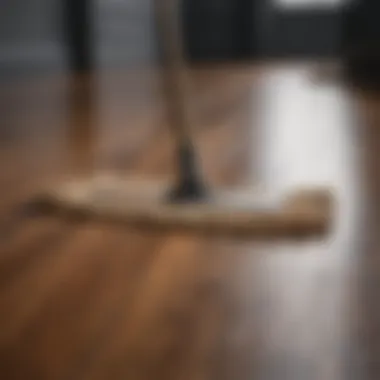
[{"x1": 38, "y1": 175, "x2": 332, "y2": 237}]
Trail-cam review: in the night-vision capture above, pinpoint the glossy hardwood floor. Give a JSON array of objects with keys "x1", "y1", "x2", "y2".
[{"x1": 0, "y1": 63, "x2": 376, "y2": 380}]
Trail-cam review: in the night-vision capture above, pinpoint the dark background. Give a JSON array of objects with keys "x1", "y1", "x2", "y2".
[
  {"x1": 0, "y1": 0, "x2": 377, "y2": 74},
  {"x1": 185, "y1": 0, "x2": 343, "y2": 60}
]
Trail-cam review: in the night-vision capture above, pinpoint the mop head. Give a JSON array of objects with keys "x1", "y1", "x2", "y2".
[{"x1": 37, "y1": 174, "x2": 333, "y2": 237}]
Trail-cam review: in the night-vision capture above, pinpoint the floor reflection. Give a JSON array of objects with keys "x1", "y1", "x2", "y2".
[{"x1": 225, "y1": 66, "x2": 364, "y2": 380}]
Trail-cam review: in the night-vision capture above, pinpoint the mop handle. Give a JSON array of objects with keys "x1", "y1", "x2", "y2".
[{"x1": 155, "y1": 0, "x2": 193, "y2": 142}]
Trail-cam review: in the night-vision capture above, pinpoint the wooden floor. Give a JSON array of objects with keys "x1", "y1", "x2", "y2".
[{"x1": 0, "y1": 63, "x2": 378, "y2": 379}]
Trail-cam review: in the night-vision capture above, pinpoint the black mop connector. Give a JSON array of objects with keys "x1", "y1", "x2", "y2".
[{"x1": 168, "y1": 139, "x2": 208, "y2": 203}]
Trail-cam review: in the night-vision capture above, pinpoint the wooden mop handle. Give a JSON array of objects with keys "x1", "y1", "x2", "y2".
[{"x1": 154, "y1": 0, "x2": 192, "y2": 142}]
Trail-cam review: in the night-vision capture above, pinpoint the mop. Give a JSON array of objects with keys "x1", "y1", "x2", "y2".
[{"x1": 36, "y1": 0, "x2": 333, "y2": 237}]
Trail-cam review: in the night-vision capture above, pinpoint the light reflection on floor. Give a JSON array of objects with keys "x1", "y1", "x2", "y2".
[{"x1": 229, "y1": 66, "x2": 363, "y2": 380}]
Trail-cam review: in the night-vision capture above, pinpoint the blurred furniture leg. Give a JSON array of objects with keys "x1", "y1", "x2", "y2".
[{"x1": 63, "y1": 0, "x2": 94, "y2": 72}]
